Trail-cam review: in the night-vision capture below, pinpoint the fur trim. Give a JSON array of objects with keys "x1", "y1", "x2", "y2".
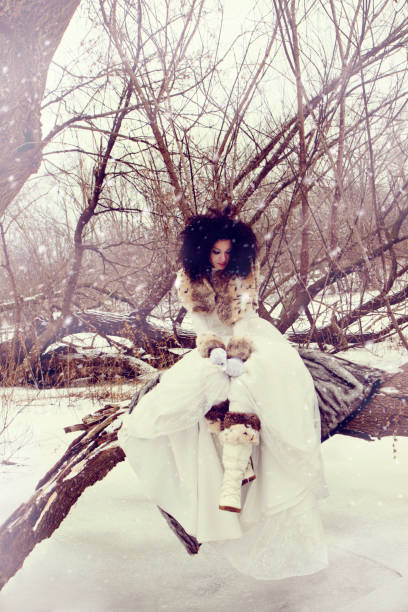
[
  {"x1": 205, "y1": 400, "x2": 229, "y2": 422},
  {"x1": 219, "y1": 423, "x2": 260, "y2": 445},
  {"x1": 196, "y1": 333, "x2": 225, "y2": 358},
  {"x1": 223, "y1": 412, "x2": 261, "y2": 431},
  {"x1": 176, "y1": 260, "x2": 260, "y2": 326},
  {"x1": 176, "y1": 269, "x2": 215, "y2": 314},
  {"x1": 226, "y1": 337, "x2": 254, "y2": 362},
  {"x1": 205, "y1": 400, "x2": 229, "y2": 433}
]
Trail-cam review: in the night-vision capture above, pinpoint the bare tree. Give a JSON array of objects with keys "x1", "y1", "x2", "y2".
[
  {"x1": 1, "y1": 0, "x2": 408, "y2": 384},
  {"x1": 0, "y1": 0, "x2": 80, "y2": 218}
]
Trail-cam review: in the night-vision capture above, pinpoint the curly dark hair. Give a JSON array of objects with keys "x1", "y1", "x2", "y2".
[{"x1": 180, "y1": 213, "x2": 258, "y2": 280}]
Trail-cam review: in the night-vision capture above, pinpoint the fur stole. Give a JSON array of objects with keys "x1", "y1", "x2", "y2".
[{"x1": 176, "y1": 260, "x2": 260, "y2": 326}]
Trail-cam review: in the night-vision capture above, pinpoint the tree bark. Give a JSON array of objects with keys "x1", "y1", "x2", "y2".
[
  {"x1": 0, "y1": 409, "x2": 126, "y2": 591},
  {"x1": 0, "y1": 0, "x2": 81, "y2": 217}
]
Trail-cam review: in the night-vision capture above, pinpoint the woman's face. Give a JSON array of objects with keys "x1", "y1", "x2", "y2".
[{"x1": 210, "y1": 239, "x2": 232, "y2": 271}]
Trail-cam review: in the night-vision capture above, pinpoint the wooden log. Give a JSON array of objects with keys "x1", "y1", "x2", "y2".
[
  {"x1": 0, "y1": 309, "x2": 191, "y2": 384},
  {"x1": 298, "y1": 348, "x2": 384, "y2": 440},
  {"x1": 336, "y1": 363, "x2": 408, "y2": 440},
  {"x1": 0, "y1": 405, "x2": 126, "y2": 591}
]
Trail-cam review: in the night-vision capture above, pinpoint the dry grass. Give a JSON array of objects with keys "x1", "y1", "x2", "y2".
[{"x1": 0, "y1": 388, "x2": 34, "y2": 466}]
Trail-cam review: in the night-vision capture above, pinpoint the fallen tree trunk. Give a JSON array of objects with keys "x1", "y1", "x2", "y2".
[
  {"x1": 288, "y1": 314, "x2": 408, "y2": 349},
  {"x1": 33, "y1": 346, "x2": 159, "y2": 387},
  {"x1": 0, "y1": 404, "x2": 127, "y2": 591},
  {"x1": 1, "y1": 304, "x2": 391, "y2": 388},
  {"x1": 0, "y1": 310, "x2": 194, "y2": 384},
  {"x1": 0, "y1": 350, "x2": 392, "y2": 590},
  {"x1": 299, "y1": 349, "x2": 382, "y2": 440}
]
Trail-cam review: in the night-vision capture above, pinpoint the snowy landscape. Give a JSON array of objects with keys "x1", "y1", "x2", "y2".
[
  {"x1": 1, "y1": 343, "x2": 408, "y2": 612},
  {"x1": 2, "y1": 1, "x2": 408, "y2": 610}
]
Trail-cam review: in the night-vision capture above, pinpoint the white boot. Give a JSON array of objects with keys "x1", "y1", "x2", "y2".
[
  {"x1": 218, "y1": 441, "x2": 253, "y2": 512},
  {"x1": 218, "y1": 412, "x2": 261, "y2": 512}
]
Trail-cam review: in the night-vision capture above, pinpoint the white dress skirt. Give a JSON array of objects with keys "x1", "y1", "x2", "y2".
[{"x1": 119, "y1": 309, "x2": 328, "y2": 580}]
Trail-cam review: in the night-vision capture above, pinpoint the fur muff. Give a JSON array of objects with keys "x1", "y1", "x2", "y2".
[
  {"x1": 226, "y1": 337, "x2": 254, "y2": 362},
  {"x1": 176, "y1": 260, "x2": 260, "y2": 326},
  {"x1": 196, "y1": 333, "x2": 226, "y2": 358}
]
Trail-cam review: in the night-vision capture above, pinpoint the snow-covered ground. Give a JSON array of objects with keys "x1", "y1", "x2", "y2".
[{"x1": 1, "y1": 346, "x2": 408, "y2": 612}]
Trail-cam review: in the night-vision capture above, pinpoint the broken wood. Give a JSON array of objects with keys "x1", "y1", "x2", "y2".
[{"x1": 0, "y1": 404, "x2": 126, "y2": 591}]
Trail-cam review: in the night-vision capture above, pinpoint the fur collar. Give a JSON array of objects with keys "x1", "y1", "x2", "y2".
[{"x1": 176, "y1": 261, "x2": 259, "y2": 326}]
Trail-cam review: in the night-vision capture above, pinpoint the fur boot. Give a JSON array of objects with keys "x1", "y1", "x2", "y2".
[{"x1": 206, "y1": 403, "x2": 256, "y2": 485}]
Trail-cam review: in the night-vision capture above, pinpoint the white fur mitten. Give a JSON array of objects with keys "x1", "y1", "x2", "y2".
[
  {"x1": 225, "y1": 357, "x2": 245, "y2": 378},
  {"x1": 210, "y1": 347, "x2": 227, "y2": 367}
]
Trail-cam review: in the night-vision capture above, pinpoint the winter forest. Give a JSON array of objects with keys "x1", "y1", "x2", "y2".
[{"x1": 1, "y1": 0, "x2": 408, "y2": 610}]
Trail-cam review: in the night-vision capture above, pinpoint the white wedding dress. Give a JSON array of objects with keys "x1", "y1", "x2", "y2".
[{"x1": 119, "y1": 306, "x2": 328, "y2": 580}]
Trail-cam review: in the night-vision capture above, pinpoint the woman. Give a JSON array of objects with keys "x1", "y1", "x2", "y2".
[{"x1": 119, "y1": 213, "x2": 328, "y2": 580}]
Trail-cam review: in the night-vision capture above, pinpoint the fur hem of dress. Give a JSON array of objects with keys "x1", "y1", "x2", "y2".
[{"x1": 176, "y1": 260, "x2": 260, "y2": 326}]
